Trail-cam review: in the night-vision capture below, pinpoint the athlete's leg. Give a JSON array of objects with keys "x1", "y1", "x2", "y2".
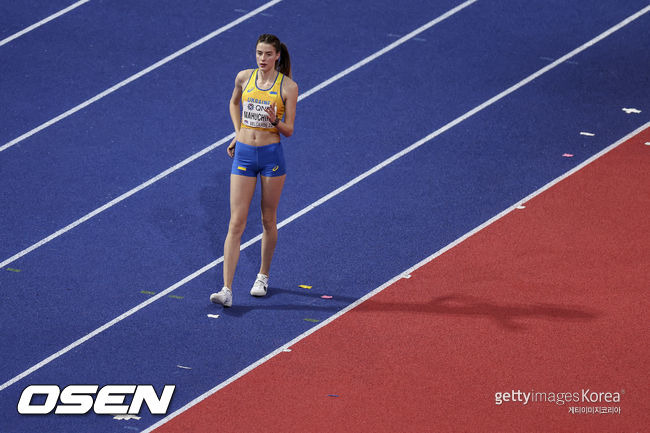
[
  {"x1": 259, "y1": 174, "x2": 286, "y2": 276},
  {"x1": 223, "y1": 174, "x2": 257, "y2": 289}
]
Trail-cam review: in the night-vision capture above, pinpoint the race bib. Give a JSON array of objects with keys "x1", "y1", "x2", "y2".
[{"x1": 242, "y1": 97, "x2": 274, "y2": 129}]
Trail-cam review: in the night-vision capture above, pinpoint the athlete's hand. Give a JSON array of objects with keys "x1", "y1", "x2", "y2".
[
  {"x1": 265, "y1": 103, "x2": 277, "y2": 123},
  {"x1": 227, "y1": 138, "x2": 236, "y2": 158}
]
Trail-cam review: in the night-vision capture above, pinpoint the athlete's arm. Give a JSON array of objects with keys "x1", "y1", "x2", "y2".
[
  {"x1": 227, "y1": 69, "x2": 252, "y2": 157},
  {"x1": 273, "y1": 78, "x2": 298, "y2": 138}
]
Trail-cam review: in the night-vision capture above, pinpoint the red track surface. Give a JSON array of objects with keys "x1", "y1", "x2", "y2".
[{"x1": 155, "y1": 129, "x2": 649, "y2": 432}]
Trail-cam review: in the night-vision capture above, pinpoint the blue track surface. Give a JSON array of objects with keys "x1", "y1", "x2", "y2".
[
  {"x1": 0, "y1": 1, "x2": 77, "y2": 40},
  {"x1": 1, "y1": 1, "x2": 649, "y2": 431}
]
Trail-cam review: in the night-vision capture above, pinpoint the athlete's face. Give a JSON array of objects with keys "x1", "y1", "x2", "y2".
[{"x1": 256, "y1": 42, "x2": 280, "y2": 72}]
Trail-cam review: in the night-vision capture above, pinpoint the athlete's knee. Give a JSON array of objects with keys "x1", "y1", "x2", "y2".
[
  {"x1": 228, "y1": 216, "x2": 247, "y2": 236},
  {"x1": 261, "y1": 212, "x2": 277, "y2": 232}
]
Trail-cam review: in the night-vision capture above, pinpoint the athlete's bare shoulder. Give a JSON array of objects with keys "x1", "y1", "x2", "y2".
[
  {"x1": 282, "y1": 75, "x2": 298, "y2": 96},
  {"x1": 235, "y1": 69, "x2": 255, "y2": 87}
]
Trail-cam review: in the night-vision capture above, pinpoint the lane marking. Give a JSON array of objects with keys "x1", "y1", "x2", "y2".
[
  {"x1": 298, "y1": 0, "x2": 478, "y2": 101},
  {"x1": 0, "y1": 0, "x2": 283, "y2": 153},
  {"x1": 0, "y1": 135, "x2": 233, "y2": 270},
  {"x1": 0, "y1": 0, "x2": 477, "y2": 270},
  {"x1": 143, "y1": 122, "x2": 650, "y2": 432},
  {"x1": 0, "y1": 0, "x2": 91, "y2": 47},
  {"x1": 2, "y1": 3, "x2": 648, "y2": 395}
]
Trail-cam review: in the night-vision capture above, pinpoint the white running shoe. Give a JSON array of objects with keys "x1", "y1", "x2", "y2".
[
  {"x1": 210, "y1": 287, "x2": 232, "y2": 307},
  {"x1": 250, "y1": 273, "x2": 269, "y2": 297}
]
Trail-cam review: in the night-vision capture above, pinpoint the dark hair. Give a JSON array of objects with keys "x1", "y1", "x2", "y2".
[{"x1": 256, "y1": 34, "x2": 291, "y2": 78}]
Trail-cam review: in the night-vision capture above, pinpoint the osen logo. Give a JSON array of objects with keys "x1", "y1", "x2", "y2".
[{"x1": 17, "y1": 384, "x2": 175, "y2": 415}]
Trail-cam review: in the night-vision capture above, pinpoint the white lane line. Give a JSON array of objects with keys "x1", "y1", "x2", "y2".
[
  {"x1": 1, "y1": 3, "x2": 647, "y2": 393},
  {"x1": 0, "y1": 134, "x2": 232, "y2": 270},
  {"x1": 0, "y1": 0, "x2": 477, "y2": 270},
  {"x1": 298, "y1": 0, "x2": 478, "y2": 100},
  {"x1": 0, "y1": 0, "x2": 283, "y2": 154},
  {"x1": 145, "y1": 120, "x2": 650, "y2": 432},
  {"x1": 0, "y1": 0, "x2": 91, "y2": 48}
]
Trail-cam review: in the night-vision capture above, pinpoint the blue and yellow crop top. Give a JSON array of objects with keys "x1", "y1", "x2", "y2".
[{"x1": 241, "y1": 69, "x2": 286, "y2": 132}]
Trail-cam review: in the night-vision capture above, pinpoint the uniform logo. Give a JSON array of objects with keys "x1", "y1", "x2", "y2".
[
  {"x1": 272, "y1": 166, "x2": 279, "y2": 172},
  {"x1": 238, "y1": 166, "x2": 246, "y2": 171}
]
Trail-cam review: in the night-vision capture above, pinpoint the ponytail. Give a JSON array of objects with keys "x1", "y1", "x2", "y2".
[
  {"x1": 277, "y1": 42, "x2": 291, "y2": 78},
  {"x1": 256, "y1": 34, "x2": 292, "y2": 78}
]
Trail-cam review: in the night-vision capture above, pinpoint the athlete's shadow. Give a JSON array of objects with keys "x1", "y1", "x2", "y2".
[
  {"x1": 217, "y1": 286, "x2": 358, "y2": 318},
  {"x1": 214, "y1": 289, "x2": 599, "y2": 330},
  {"x1": 358, "y1": 294, "x2": 600, "y2": 331}
]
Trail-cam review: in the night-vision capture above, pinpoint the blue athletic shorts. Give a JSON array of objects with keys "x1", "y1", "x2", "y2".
[{"x1": 231, "y1": 141, "x2": 286, "y2": 177}]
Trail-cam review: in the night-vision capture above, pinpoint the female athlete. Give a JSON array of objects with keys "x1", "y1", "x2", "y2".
[{"x1": 210, "y1": 34, "x2": 298, "y2": 307}]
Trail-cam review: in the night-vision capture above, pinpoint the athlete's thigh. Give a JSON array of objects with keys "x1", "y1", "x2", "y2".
[
  {"x1": 260, "y1": 174, "x2": 286, "y2": 215},
  {"x1": 230, "y1": 174, "x2": 257, "y2": 219}
]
